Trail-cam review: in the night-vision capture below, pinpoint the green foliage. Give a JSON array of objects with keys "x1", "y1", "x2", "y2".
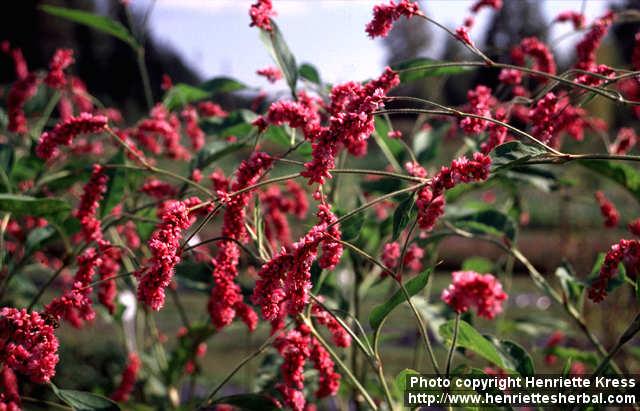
[
  {"x1": 260, "y1": 20, "x2": 298, "y2": 95},
  {"x1": 0, "y1": 194, "x2": 71, "y2": 224},
  {"x1": 41, "y1": 5, "x2": 139, "y2": 49},
  {"x1": 51, "y1": 383, "x2": 120, "y2": 411},
  {"x1": 369, "y1": 268, "x2": 431, "y2": 330},
  {"x1": 581, "y1": 160, "x2": 640, "y2": 202}
]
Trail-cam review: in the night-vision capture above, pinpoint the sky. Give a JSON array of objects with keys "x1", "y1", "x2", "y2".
[{"x1": 124, "y1": 0, "x2": 611, "y2": 91}]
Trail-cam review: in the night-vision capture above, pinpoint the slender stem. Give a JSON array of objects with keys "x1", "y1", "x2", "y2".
[
  {"x1": 381, "y1": 98, "x2": 561, "y2": 155},
  {"x1": 445, "y1": 314, "x2": 460, "y2": 377},
  {"x1": 305, "y1": 318, "x2": 379, "y2": 411},
  {"x1": 203, "y1": 323, "x2": 291, "y2": 405},
  {"x1": 182, "y1": 236, "x2": 263, "y2": 263}
]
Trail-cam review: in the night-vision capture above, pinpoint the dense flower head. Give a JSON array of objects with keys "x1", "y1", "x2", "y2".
[
  {"x1": 0, "y1": 307, "x2": 60, "y2": 384},
  {"x1": 75, "y1": 164, "x2": 109, "y2": 243},
  {"x1": 311, "y1": 302, "x2": 351, "y2": 348},
  {"x1": 208, "y1": 152, "x2": 273, "y2": 330},
  {"x1": 589, "y1": 239, "x2": 640, "y2": 302},
  {"x1": 403, "y1": 243, "x2": 424, "y2": 272},
  {"x1": 136, "y1": 199, "x2": 197, "y2": 310},
  {"x1": 633, "y1": 32, "x2": 640, "y2": 72},
  {"x1": 460, "y1": 85, "x2": 494, "y2": 134},
  {"x1": 382, "y1": 241, "x2": 401, "y2": 269},
  {"x1": 512, "y1": 37, "x2": 556, "y2": 77},
  {"x1": 257, "y1": 66, "x2": 283, "y2": 83},
  {"x1": 133, "y1": 104, "x2": 189, "y2": 160},
  {"x1": 610, "y1": 127, "x2": 637, "y2": 155},
  {"x1": 544, "y1": 330, "x2": 565, "y2": 365},
  {"x1": 365, "y1": 0, "x2": 422, "y2": 38},
  {"x1": 441, "y1": 271, "x2": 507, "y2": 318},
  {"x1": 181, "y1": 105, "x2": 205, "y2": 151},
  {"x1": 249, "y1": 0, "x2": 276, "y2": 32},
  {"x1": 110, "y1": 352, "x2": 140, "y2": 402},
  {"x1": 141, "y1": 179, "x2": 177, "y2": 199},
  {"x1": 629, "y1": 219, "x2": 640, "y2": 237},
  {"x1": 470, "y1": 0, "x2": 502, "y2": 13},
  {"x1": 7, "y1": 73, "x2": 39, "y2": 134},
  {"x1": 530, "y1": 92, "x2": 558, "y2": 144},
  {"x1": 555, "y1": 11, "x2": 585, "y2": 29},
  {"x1": 480, "y1": 108, "x2": 509, "y2": 154},
  {"x1": 198, "y1": 101, "x2": 228, "y2": 118},
  {"x1": 595, "y1": 191, "x2": 619, "y2": 228},
  {"x1": 575, "y1": 13, "x2": 613, "y2": 72},
  {"x1": 44, "y1": 48, "x2": 74, "y2": 89},
  {"x1": 455, "y1": 26, "x2": 474, "y2": 47},
  {"x1": 310, "y1": 338, "x2": 341, "y2": 398},
  {"x1": 253, "y1": 204, "x2": 342, "y2": 322},
  {"x1": 36, "y1": 113, "x2": 108, "y2": 160},
  {"x1": 0, "y1": 366, "x2": 20, "y2": 411}
]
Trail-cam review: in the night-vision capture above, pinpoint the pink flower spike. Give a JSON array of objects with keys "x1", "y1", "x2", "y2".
[{"x1": 441, "y1": 271, "x2": 507, "y2": 319}]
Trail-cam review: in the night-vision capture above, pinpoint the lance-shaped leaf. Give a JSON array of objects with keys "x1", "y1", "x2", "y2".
[
  {"x1": 391, "y1": 58, "x2": 474, "y2": 83},
  {"x1": 491, "y1": 141, "x2": 548, "y2": 170},
  {"x1": 0, "y1": 194, "x2": 71, "y2": 223},
  {"x1": 51, "y1": 383, "x2": 120, "y2": 411},
  {"x1": 439, "y1": 320, "x2": 506, "y2": 369},
  {"x1": 369, "y1": 268, "x2": 431, "y2": 330},
  {"x1": 260, "y1": 20, "x2": 298, "y2": 95},
  {"x1": 41, "y1": 5, "x2": 138, "y2": 49}
]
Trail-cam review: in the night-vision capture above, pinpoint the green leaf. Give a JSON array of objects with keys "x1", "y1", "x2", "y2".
[
  {"x1": 461, "y1": 257, "x2": 493, "y2": 273},
  {"x1": 485, "y1": 337, "x2": 535, "y2": 376},
  {"x1": 299, "y1": 63, "x2": 321, "y2": 84},
  {"x1": 369, "y1": 268, "x2": 431, "y2": 330},
  {"x1": 101, "y1": 151, "x2": 127, "y2": 218},
  {"x1": 339, "y1": 202, "x2": 365, "y2": 242},
  {"x1": 500, "y1": 166, "x2": 559, "y2": 192},
  {"x1": 0, "y1": 194, "x2": 70, "y2": 223},
  {"x1": 391, "y1": 58, "x2": 473, "y2": 83},
  {"x1": 51, "y1": 384, "x2": 120, "y2": 411},
  {"x1": 392, "y1": 368, "x2": 419, "y2": 402},
  {"x1": 25, "y1": 226, "x2": 56, "y2": 255},
  {"x1": 195, "y1": 142, "x2": 247, "y2": 170},
  {"x1": 554, "y1": 262, "x2": 585, "y2": 307},
  {"x1": 0, "y1": 144, "x2": 14, "y2": 175},
  {"x1": 448, "y1": 208, "x2": 517, "y2": 242},
  {"x1": 199, "y1": 76, "x2": 247, "y2": 94},
  {"x1": 163, "y1": 83, "x2": 210, "y2": 111},
  {"x1": 260, "y1": 20, "x2": 298, "y2": 95},
  {"x1": 264, "y1": 126, "x2": 291, "y2": 148},
  {"x1": 491, "y1": 141, "x2": 548, "y2": 170},
  {"x1": 40, "y1": 5, "x2": 138, "y2": 49},
  {"x1": 374, "y1": 117, "x2": 403, "y2": 159},
  {"x1": 392, "y1": 194, "x2": 416, "y2": 241},
  {"x1": 439, "y1": 320, "x2": 505, "y2": 369},
  {"x1": 163, "y1": 77, "x2": 247, "y2": 111},
  {"x1": 581, "y1": 160, "x2": 640, "y2": 202},
  {"x1": 211, "y1": 394, "x2": 279, "y2": 411},
  {"x1": 413, "y1": 126, "x2": 444, "y2": 164}
]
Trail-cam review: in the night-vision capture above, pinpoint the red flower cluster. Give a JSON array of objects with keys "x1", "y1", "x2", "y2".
[
  {"x1": 76, "y1": 164, "x2": 109, "y2": 243},
  {"x1": 181, "y1": 105, "x2": 205, "y2": 151},
  {"x1": 136, "y1": 199, "x2": 198, "y2": 310},
  {"x1": 249, "y1": 0, "x2": 276, "y2": 32},
  {"x1": 141, "y1": 179, "x2": 177, "y2": 199},
  {"x1": 132, "y1": 104, "x2": 190, "y2": 160},
  {"x1": 198, "y1": 101, "x2": 228, "y2": 118},
  {"x1": 253, "y1": 204, "x2": 343, "y2": 325},
  {"x1": 381, "y1": 241, "x2": 424, "y2": 273},
  {"x1": 365, "y1": 0, "x2": 422, "y2": 38},
  {"x1": 610, "y1": 127, "x2": 637, "y2": 155},
  {"x1": 470, "y1": 0, "x2": 502, "y2": 13},
  {"x1": 555, "y1": 11, "x2": 585, "y2": 29},
  {"x1": 274, "y1": 324, "x2": 341, "y2": 411},
  {"x1": 257, "y1": 66, "x2": 283, "y2": 83},
  {"x1": 110, "y1": 353, "x2": 140, "y2": 402},
  {"x1": 595, "y1": 191, "x2": 619, "y2": 228},
  {"x1": 441, "y1": 271, "x2": 507, "y2": 319},
  {"x1": 261, "y1": 181, "x2": 309, "y2": 247},
  {"x1": 36, "y1": 113, "x2": 108, "y2": 160},
  {"x1": 511, "y1": 37, "x2": 557, "y2": 77},
  {"x1": 0, "y1": 366, "x2": 20, "y2": 411},
  {"x1": 258, "y1": 68, "x2": 399, "y2": 184},
  {"x1": 0, "y1": 307, "x2": 59, "y2": 384},
  {"x1": 3, "y1": 43, "x2": 39, "y2": 134},
  {"x1": 460, "y1": 85, "x2": 494, "y2": 134},
  {"x1": 311, "y1": 302, "x2": 351, "y2": 348},
  {"x1": 416, "y1": 152, "x2": 491, "y2": 231},
  {"x1": 530, "y1": 92, "x2": 558, "y2": 144},
  {"x1": 44, "y1": 48, "x2": 74, "y2": 90},
  {"x1": 208, "y1": 152, "x2": 273, "y2": 330},
  {"x1": 575, "y1": 13, "x2": 613, "y2": 72},
  {"x1": 589, "y1": 239, "x2": 640, "y2": 302}
]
